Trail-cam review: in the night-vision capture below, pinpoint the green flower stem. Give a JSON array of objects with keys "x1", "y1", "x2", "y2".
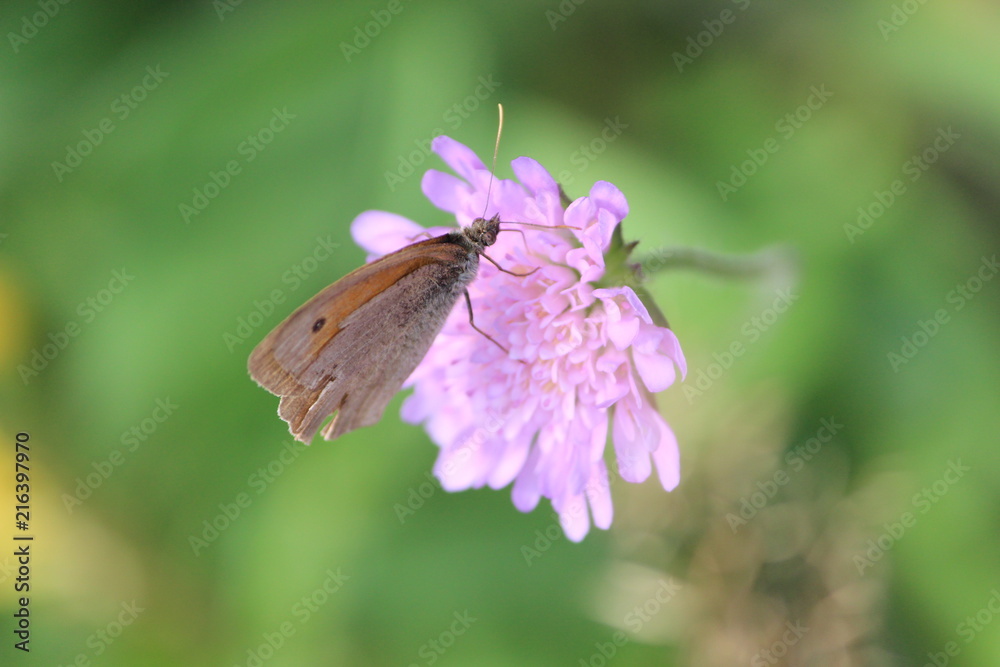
[{"x1": 636, "y1": 246, "x2": 797, "y2": 282}]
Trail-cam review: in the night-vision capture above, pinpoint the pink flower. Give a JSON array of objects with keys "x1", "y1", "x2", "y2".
[{"x1": 351, "y1": 137, "x2": 686, "y2": 541}]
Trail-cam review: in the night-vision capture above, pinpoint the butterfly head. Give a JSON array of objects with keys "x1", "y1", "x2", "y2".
[{"x1": 464, "y1": 214, "x2": 501, "y2": 251}]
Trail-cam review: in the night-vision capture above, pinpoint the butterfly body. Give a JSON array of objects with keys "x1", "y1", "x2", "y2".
[{"x1": 248, "y1": 214, "x2": 500, "y2": 443}]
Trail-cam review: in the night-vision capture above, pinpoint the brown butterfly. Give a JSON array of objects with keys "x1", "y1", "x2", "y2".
[
  {"x1": 248, "y1": 105, "x2": 535, "y2": 444},
  {"x1": 247, "y1": 213, "x2": 510, "y2": 444}
]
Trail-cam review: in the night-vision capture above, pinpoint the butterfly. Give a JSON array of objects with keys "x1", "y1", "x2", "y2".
[{"x1": 247, "y1": 212, "x2": 509, "y2": 443}]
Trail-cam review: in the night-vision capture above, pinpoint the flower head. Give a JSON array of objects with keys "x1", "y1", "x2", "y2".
[{"x1": 351, "y1": 136, "x2": 686, "y2": 540}]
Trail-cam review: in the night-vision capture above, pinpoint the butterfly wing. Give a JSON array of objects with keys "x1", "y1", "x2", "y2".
[{"x1": 248, "y1": 236, "x2": 475, "y2": 443}]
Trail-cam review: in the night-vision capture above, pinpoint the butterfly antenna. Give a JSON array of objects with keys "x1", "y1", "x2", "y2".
[{"x1": 480, "y1": 103, "x2": 503, "y2": 220}]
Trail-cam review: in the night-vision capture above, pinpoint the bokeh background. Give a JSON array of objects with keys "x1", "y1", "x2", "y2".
[{"x1": 2, "y1": 1, "x2": 999, "y2": 665}]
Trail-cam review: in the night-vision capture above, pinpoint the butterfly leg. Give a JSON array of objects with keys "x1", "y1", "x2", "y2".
[
  {"x1": 479, "y1": 252, "x2": 539, "y2": 278},
  {"x1": 498, "y1": 227, "x2": 531, "y2": 254},
  {"x1": 463, "y1": 289, "x2": 514, "y2": 356}
]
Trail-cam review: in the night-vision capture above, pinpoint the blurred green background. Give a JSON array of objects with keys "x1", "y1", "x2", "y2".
[{"x1": 2, "y1": 0, "x2": 999, "y2": 665}]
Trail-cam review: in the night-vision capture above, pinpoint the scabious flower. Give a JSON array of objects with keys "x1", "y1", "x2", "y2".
[{"x1": 350, "y1": 136, "x2": 686, "y2": 541}]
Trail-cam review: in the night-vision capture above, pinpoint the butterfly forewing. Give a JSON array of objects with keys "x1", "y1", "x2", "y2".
[{"x1": 248, "y1": 236, "x2": 476, "y2": 443}]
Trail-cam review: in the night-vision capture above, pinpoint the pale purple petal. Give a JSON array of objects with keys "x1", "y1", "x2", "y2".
[
  {"x1": 660, "y1": 328, "x2": 688, "y2": 379},
  {"x1": 593, "y1": 291, "x2": 641, "y2": 350},
  {"x1": 651, "y1": 414, "x2": 680, "y2": 491},
  {"x1": 557, "y1": 493, "x2": 591, "y2": 542},
  {"x1": 487, "y1": 434, "x2": 531, "y2": 489},
  {"x1": 606, "y1": 316, "x2": 640, "y2": 351},
  {"x1": 590, "y1": 180, "x2": 629, "y2": 220},
  {"x1": 585, "y1": 461, "x2": 614, "y2": 530},
  {"x1": 512, "y1": 455, "x2": 542, "y2": 512},
  {"x1": 350, "y1": 211, "x2": 426, "y2": 257},
  {"x1": 431, "y1": 136, "x2": 486, "y2": 182},
  {"x1": 622, "y1": 287, "x2": 653, "y2": 324},
  {"x1": 589, "y1": 207, "x2": 618, "y2": 251},
  {"x1": 588, "y1": 408, "x2": 609, "y2": 463},
  {"x1": 435, "y1": 434, "x2": 490, "y2": 491},
  {"x1": 511, "y1": 157, "x2": 558, "y2": 197},
  {"x1": 631, "y1": 343, "x2": 678, "y2": 393},
  {"x1": 612, "y1": 402, "x2": 653, "y2": 483},
  {"x1": 564, "y1": 197, "x2": 597, "y2": 245},
  {"x1": 400, "y1": 392, "x2": 433, "y2": 424},
  {"x1": 422, "y1": 169, "x2": 473, "y2": 214},
  {"x1": 565, "y1": 247, "x2": 605, "y2": 283}
]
